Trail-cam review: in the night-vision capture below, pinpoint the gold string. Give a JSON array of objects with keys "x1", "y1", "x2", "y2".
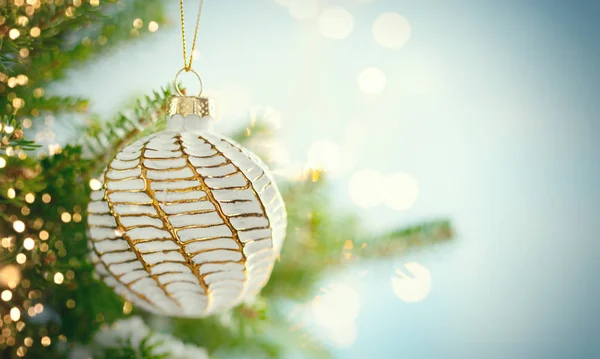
[{"x1": 179, "y1": 0, "x2": 205, "y2": 71}]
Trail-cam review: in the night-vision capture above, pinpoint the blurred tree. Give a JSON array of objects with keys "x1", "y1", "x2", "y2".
[{"x1": 0, "y1": 1, "x2": 452, "y2": 358}]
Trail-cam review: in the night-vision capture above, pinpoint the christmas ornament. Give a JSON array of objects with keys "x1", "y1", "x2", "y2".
[{"x1": 86, "y1": 0, "x2": 287, "y2": 317}]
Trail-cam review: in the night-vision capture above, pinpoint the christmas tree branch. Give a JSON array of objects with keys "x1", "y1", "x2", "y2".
[
  {"x1": 83, "y1": 85, "x2": 174, "y2": 175},
  {"x1": 1, "y1": 0, "x2": 167, "y2": 117},
  {"x1": 0, "y1": 114, "x2": 39, "y2": 154}
]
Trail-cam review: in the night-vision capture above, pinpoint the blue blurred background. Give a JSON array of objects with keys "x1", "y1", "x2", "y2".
[{"x1": 53, "y1": 0, "x2": 600, "y2": 357}]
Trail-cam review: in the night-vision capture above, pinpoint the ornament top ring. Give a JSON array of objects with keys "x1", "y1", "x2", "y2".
[{"x1": 174, "y1": 67, "x2": 203, "y2": 96}]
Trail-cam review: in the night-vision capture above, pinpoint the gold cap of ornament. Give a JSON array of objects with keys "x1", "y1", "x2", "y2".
[{"x1": 167, "y1": 95, "x2": 215, "y2": 118}]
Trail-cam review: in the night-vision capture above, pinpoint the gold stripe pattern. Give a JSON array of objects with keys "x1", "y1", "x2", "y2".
[
  {"x1": 177, "y1": 135, "x2": 245, "y2": 310},
  {"x1": 89, "y1": 243, "x2": 161, "y2": 313},
  {"x1": 103, "y1": 142, "x2": 185, "y2": 311},
  {"x1": 87, "y1": 130, "x2": 287, "y2": 317},
  {"x1": 139, "y1": 140, "x2": 210, "y2": 300}
]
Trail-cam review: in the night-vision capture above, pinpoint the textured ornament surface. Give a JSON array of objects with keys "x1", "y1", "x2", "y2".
[{"x1": 87, "y1": 128, "x2": 287, "y2": 317}]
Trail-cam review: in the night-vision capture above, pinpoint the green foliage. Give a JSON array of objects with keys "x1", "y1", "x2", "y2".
[
  {"x1": 0, "y1": 145, "x2": 123, "y2": 359},
  {"x1": 0, "y1": 114, "x2": 39, "y2": 154},
  {"x1": 94, "y1": 336, "x2": 168, "y2": 359},
  {"x1": 170, "y1": 299, "x2": 333, "y2": 359},
  {"x1": 0, "y1": 0, "x2": 167, "y2": 116},
  {"x1": 84, "y1": 86, "x2": 174, "y2": 174}
]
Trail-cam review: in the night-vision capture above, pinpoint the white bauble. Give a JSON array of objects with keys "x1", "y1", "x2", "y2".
[{"x1": 87, "y1": 96, "x2": 287, "y2": 317}]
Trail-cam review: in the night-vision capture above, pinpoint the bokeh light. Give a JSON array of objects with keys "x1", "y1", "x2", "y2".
[
  {"x1": 348, "y1": 169, "x2": 384, "y2": 208},
  {"x1": 318, "y1": 6, "x2": 354, "y2": 40},
  {"x1": 61, "y1": 212, "x2": 72, "y2": 223},
  {"x1": 9, "y1": 29, "x2": 20, "y2": 40},
  {"x1": 39, "y1": 230, "x2": 49, "y2": 241},
  {"x1": 16, "y1": 254, "x2": 26, "y2": 265},
  {"x1": 0, "y1": 265, "x2": 21, "y2": 289},
  {"x1": 30, "y1": 27, "x2": 40, "y2": 37},
  {"x1": 383, "y1": 172, "x2": 419, "y2": 210},
  {"x1": 372, "y1": 12, "x2": 412, "y2": 49},
  {"x1": 277, "y1": 0, "x2": 319, "y2": 20},
  {"x1": 1, "y1": 290, "x2": 12, "y2": 301},
  {"x1": 24, "y1": 193, "x2": 34, "y2": 203},
  {"x1": 54, "y1": 272, "x2": 64, "y2": 285},
  {"x1": 313, "y1": 283, "x2": 360, "y2": 347},
  {"x1": 358, "y1": 67, "x2": 386, "y2": 94},
  {"x1": 89, "y1": 178, "x2": 102, "y2": 190},
  {"x1": 307, "y1": 139, "x2": 341, "y2": 174},
  {"x1": 148, "y1": 21, "x2": 159, "y2": 32},
  {"x1": 10, "y1": 307, "x2": 20, "y2": 321},
  {"x1": 391, "y1": 262, "x2": 432, "y2": 303},
  {"x1": 41, "y1": 336, "x2": 51, "y2": 346},
  {"x1": 132, "y1": 18, "x2": 143, "y2": 29},
  {"x1": 13, "y1": 220, "x2": 25, "y2": 233},
  {"x1": 23, "y1": 238, "x2": 34, "y2": 251}
]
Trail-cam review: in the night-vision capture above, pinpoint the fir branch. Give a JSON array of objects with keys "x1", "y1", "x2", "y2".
[
  {"x1": 362, "y1": 219, "x2": 454, "y2": 258},
  {"x1": 82, "y1": 85, "x2": 174, "y2": 175},
  {"x1": 95, "y1": 336, "x2": 168, "y2": 359},
  {"x1": 0, "y1": 37, "x2": 10, "y2": 72},
  {"x1": 0, "y1": 0, "x2": 167, "y2": 115},
  {"x1": 0, "y1": 114, "x2": 40, "y2": 153},
  {"x1": 229, "y1": 120, "x2": 274, "y2": 145},
  {"x1": 29, "y1": 95, "x2": 89, "y2": 114},
  {"x1": 169, "y1": 298, "x2": 333, "y2": 359},
  {"x1": 262, "y1": 177, "x2": 454, "y2": 300}
]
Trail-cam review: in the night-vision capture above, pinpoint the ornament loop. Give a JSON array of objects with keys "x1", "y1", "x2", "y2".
[{"x1": 174, "y1": 68, "x2": 203, "y2": 97}]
